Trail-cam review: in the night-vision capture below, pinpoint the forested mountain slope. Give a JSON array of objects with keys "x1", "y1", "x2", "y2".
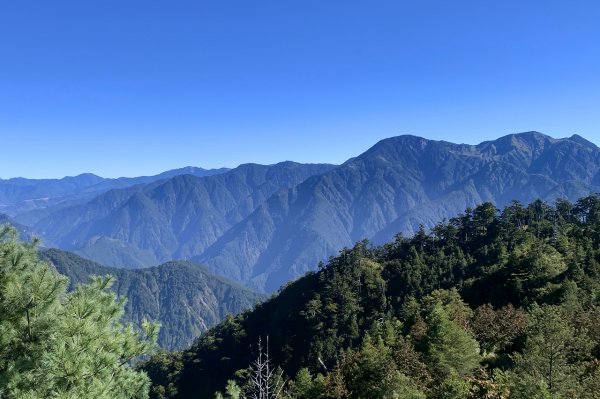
[
  {"x1": 40, "y1": 249, "x2": 266, "y2": 350},
  {"x1": 34, "y1": 162, "x2": 334, "y2": 268},
  {"x1": 143, "y1": 195, "x2": 600, "y2": 399},
  {"x1": 197, "y1": 132, "x2": 600, "y2": 291}
]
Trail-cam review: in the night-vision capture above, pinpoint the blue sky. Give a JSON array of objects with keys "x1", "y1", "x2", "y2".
[{"x1": 1, "y1": 1, "x2": 600, "y2": 178}]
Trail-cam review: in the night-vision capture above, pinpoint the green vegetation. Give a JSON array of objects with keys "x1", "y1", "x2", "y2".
[
  {"x1": 40, "y1": 249, "x2": 266, "y2": 350},
  {"x1": 142, "y1": 195, "x2": 600, "y2": 398},
  {"x1": 0, "y1": 225, "x2": 158, "y2": 398},
  {"x1": 4, "y1": 183, "x2": 600, "y2": 398}
]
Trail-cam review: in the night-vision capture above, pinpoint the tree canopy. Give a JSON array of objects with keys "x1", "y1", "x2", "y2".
[
  {"x1": 0, "y1": 225, "x2": 159, "y2": 399},
  {"x1": 141, "y1": 195, "x2": 600, "y2": 399}
]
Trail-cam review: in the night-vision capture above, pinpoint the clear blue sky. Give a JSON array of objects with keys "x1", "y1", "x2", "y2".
[{"x1": 1, "y1": 1, "x2": 600, "y2": 178}]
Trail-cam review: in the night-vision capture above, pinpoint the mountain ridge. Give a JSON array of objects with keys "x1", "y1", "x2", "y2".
[
  {"x1": 196, "y1": 132, "x2": 600, "y2": 291},
  {"x1": 17, "y1": 132, "x2": 600, "y2": 292},
  {"x1": 34, "y1": 162, "x2": 336, "y2": 268},
  {"x1": 39, "y1": 248, "x2": 266, "y2": 350},
  {"x1": 3, "y1": 166, "x2": 230, "y2": 224}
]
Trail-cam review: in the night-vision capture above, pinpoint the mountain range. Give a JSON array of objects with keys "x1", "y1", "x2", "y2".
[
  {"x1": 196, "y1": 132, "x2": 600, "y2": 290},
  {"x1": 2, "y1": 166, "x2": 229, "y2": 226},
  {"x1": 9, "y1": 132, "x2": 600, "y2": 292},
  {"x1": 33, "y1": 162, "x2": 335, "y2": 268},
  {"x1": 39, "y1": 248, "x2": 265, "y2": 350}
]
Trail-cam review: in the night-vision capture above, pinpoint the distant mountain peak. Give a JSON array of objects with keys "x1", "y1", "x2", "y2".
[
  {"x1": 73, "y1": 172, "x2": 103, "y2": 179},
  {"x1": 509, "y1": 130, "x2": 551, "y2": 140},
  {"x1": 351, "y1": 131, "x2": 598, "y2": 174},
  {"x1": 570, "y1": 134, "x2": 598, "y2": 149},
  {"x1": 153, "y1": 166, "x2": 230, "y2": 180},
  {"x1": 482, "y1": 130, "x2": 552, "y2": 146},
  {"x1": 366, "y1": 132, "x2": 559, "y2": 156},
  {"x1": 485, "y1": 131, "x2": 600, "y2": 149},
  {"x1": 370, "y1": 132, "x2": 596, "y2": 154},
  {"x1": 374, "y1": 134, "x2": 432, "y2": 147},
  {"x1": 350, "y1": 134, "x2": 436, "y2": 164},
  {"x1": 172, "y1": 166, "x2": 206, "y2": 173}
]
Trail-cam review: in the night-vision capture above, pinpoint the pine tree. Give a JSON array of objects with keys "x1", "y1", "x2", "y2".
[
  {"x1": 421, "y1": 302, "x2": 481, "y2": 378},
  {"x1": 319, "y1": 334, "x2": 426, "y2": 399},
  {"x1": 288, "y1": 368, "x2": 321, "y2": 399},
  {"x1": 511, "y1": 304, "x2": 587, "y2": 397},
  {"x1": 215, "y1": 380, "x2": 243, "y2": 399},
  {"x1": 0, "y1": 225, "x2": 158, "y2": 399}
]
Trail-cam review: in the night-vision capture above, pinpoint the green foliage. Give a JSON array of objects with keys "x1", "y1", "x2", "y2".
[
  {"x1": 214, "y1": 380, "x2": 243, "y2": 399},
  {"x1": 471, "y1": 304, "x2": 527, "y2": 355},
  {"x1": 0, "y1": 225, "x2": 158, "y2": 399},
  {"x1": 288, "y1": 368, "x2": 323, "y2": 399},
  {"x1": 328, "y1": 334, "x2": 426, "y2": 399},
  {"x1": 420, "y1": 302, "x2": 480, "y2": 378},
  {"x1": 141, "y1": 351, "x2": 183, "y2": 399},
  {"x1": 40, "y1": 249, "x2": 266, "y2": 350},
  {"x1": 143, "y1": 195, "x2": 600, "y2": 399},
  {"x1": 510, "y1": 304, "x2": 593, "y2": 397},
  {"x1": 432, "y1": 374, "x2": 470, "y2": 399}
]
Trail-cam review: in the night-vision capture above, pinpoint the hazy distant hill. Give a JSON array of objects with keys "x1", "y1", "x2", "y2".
[
  {"x1": 34, "y1": 162, "x2": 335, "y2": 268},
  {"x1": 74, "y1": 236, "x2": 160, "y2": 269},
  {"x1": 195, "y1": 132, "x2": 600, "y2": 291},
  {"x1": 40, "y1": 248, "x2": 265, "y2": 350},
  {"x1": 0, "y1": 213, "x2": 43, "y2": 243},
  {"x1": 2, "y1": 166, "x2": 229, "y2": 223}
]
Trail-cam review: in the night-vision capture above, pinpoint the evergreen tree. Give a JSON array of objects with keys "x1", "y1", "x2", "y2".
[
  {"x1": 215, "y1": 380, "x2": 243, "y2": 399},
  {"x1": 287, "y1": 368, "x2": 324, "y2": 399},
  {"x1": 471, "y1": 304, "x2": 527, "y2": 355},
  {"x1": 419, "y1": 293, "x2": 481, "y2": 379},
  {"x1": 0, "y1": 225, "x2": 158, "y2": 399},
  {"x1": 144, "y1": 195, "x2": 600, "y2": 399},
  {"x1": 511, "y1": 304, "x2": 589, "y2": 397},
  {"x1": 315, "y1": 334, "x2": 425, "y2": 399}
]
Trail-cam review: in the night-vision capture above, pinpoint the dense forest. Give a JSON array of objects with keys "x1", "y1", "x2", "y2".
[
  {"x1": 3, "y1": 194, "x2": 600, "y2": 398},
  {"x1": 142, "y1": 195, "x2": 600, "y2": 399}
]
